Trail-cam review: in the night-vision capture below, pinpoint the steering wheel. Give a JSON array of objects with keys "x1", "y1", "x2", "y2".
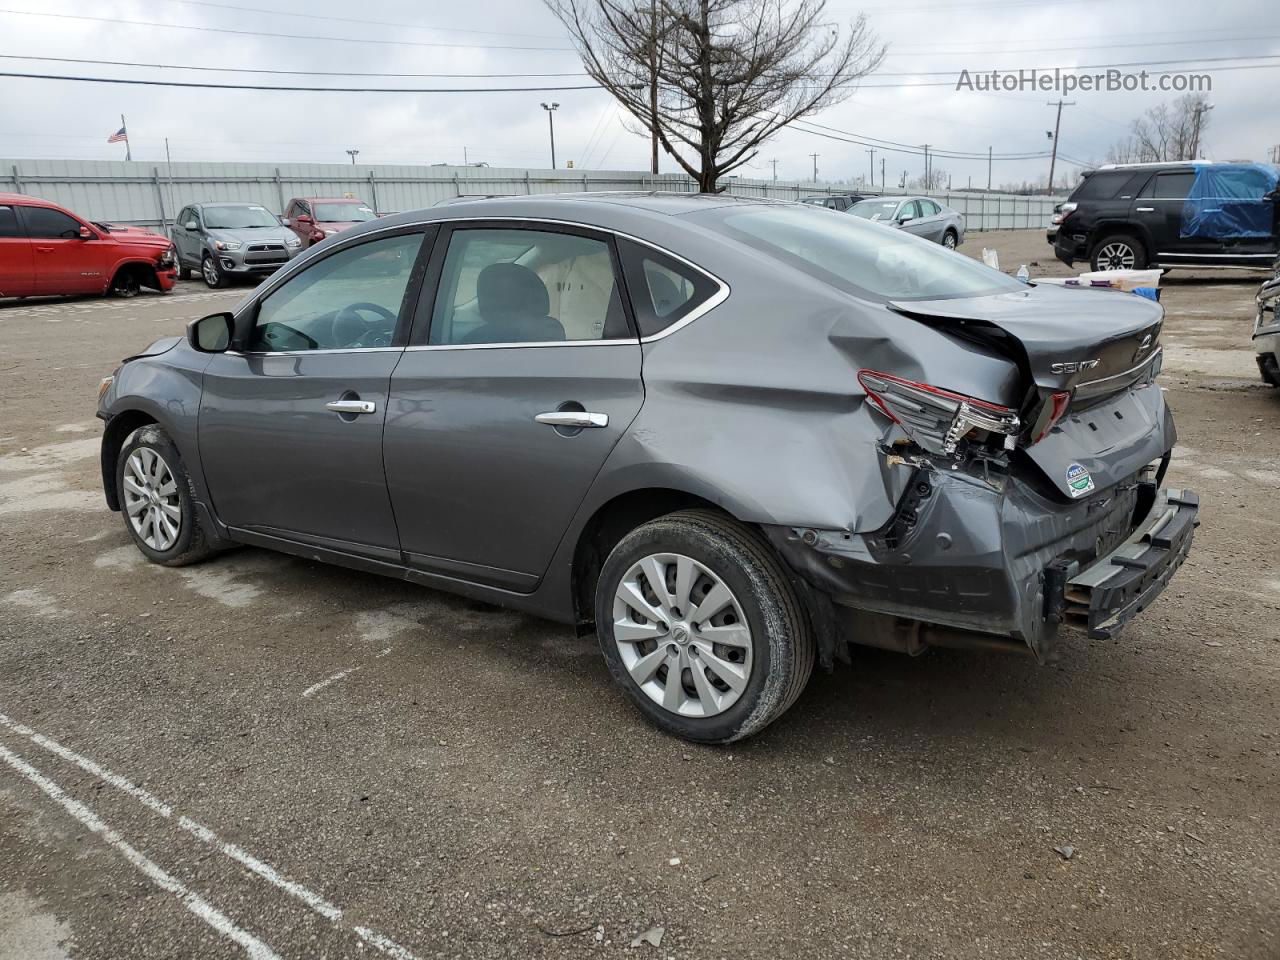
[{"x1": 331, "y1": 301, "x2": 398, "y2": 348}]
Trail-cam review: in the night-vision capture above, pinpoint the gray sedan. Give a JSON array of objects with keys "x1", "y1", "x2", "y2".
[
  {"x1": 170, "y1": 202, "x2": 303, "y2": 288},
  {"x1": 850, "y1": 195, "x2": 966, "y2": 248},
  {"x1": 98, "y1": 193, "x2": 1195, "y2": 743}
]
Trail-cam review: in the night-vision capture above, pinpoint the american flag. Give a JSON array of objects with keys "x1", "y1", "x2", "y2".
[{"x1": 107, "y1": 126, "x2": 127, "y2": 143}]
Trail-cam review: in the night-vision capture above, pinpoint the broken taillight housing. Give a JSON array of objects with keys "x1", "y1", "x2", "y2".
[
  {"x1": 857, "y1": 369, "x2": 1021, "y2": 456},
  {"x1": 1030, "y1": 390, "x2": 1071, "y2": 444}
]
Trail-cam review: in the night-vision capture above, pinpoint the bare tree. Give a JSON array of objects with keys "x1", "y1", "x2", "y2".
[
  {"x1": 1108, "y1": 93, "x2": 1212, "y2": 164},
  {"x1": 914, "y1": 166, "x2": 948, "y2": 192},
  {"x1": 546, "y1": 0, "x2": 885, "y2": 192}
]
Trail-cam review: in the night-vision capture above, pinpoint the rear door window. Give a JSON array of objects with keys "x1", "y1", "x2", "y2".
[
  {"x1": 0, "y1": 205, "x2": 23, "y2": 238},
  {"x1": 617, "y1": 239, "x2": 722, "y2": 338},
  {"x1": 919, "y1": 199, "x2": 941, "y2": 216},
  {"x1": 1152, "y1": 172, "x2": 1196, "y2": 199}
]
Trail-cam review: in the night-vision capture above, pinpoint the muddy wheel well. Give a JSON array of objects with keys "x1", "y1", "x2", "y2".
[
  {"x1": 570, "y1": 488, "x2": 727, "y2": 633},
  {"x1": 100, "y1": 410, "x2": 158, "y2": 510},
  {"x1": 110, "y1": 262, "x2": 159, "y2": 295}
]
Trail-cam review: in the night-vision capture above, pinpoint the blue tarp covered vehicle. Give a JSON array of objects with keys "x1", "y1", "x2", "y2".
[{"x1": 1182, "y1": 163, "x2": 1280, "y2": 239}]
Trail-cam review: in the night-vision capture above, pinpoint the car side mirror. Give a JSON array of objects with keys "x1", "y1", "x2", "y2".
[
  {"x1": 184, "y1": 220, "x2": 199, "y2": 230},
  {"x1": 188, "y1": 312, "x2": 234, "y2": 353},
  {"x1": 79, "y1": 225, "x2": 94, "y2": 239},
  {"x1": 280, "y1": 217, "x2": 292, "y2": 227}
]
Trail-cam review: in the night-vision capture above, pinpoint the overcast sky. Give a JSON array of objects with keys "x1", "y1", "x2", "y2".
[{"x1": 0, "y1": 0, "x2": 1275, "y2": 190}]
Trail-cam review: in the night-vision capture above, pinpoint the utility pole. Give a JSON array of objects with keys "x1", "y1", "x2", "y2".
[
  {"x1": 1046, "y1": 99, "x2": 1075, "y2": 194},
  {"x1": 987, "y1": 146, "x2": 992, "y2": 191},
  {"x1": 648, "y1": 0, "x2": 659, "y2": 175},
  {"x1": 541, "y1": 102, "x2": 560, "y2": 169},
  {"x1": 866, "y1": 147, "x2": 876, "y2": 186},
  {"x1": 345, "y1": 149, "x2": 360, "y2": 165},
  {"x1": 880, "y1": 156, "x2": 885, "y2": 192},
  {"x1": 809, "y1": 153, "x2": 819, "y2": 183},
  {"x1": 921, "y1": 144, "x2": 930, "y2": 190},
  {"x1": 769, "y1": 158, "x2": 778, "y2": 182}
]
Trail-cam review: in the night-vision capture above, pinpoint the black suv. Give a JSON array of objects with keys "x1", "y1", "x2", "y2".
[{"x1": 1052, "y1": 161, "x2": 1279, "y2": 271}]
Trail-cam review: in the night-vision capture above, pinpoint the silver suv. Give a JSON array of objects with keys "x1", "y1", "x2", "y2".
[{"x1": 171, "y1": 202, "x2": 303, "y2": 288}]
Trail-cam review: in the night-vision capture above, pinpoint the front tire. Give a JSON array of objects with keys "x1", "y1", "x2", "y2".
[
  {"x1": 201, "y1": 254, "x2": 224, "y2": 289},
  {"x1": 594, "y1": 509, "x2": 814, "y2": 744},
  {"x1": 116, "y1": 425, "x2": 214, "y2": 567},
  {"x1": 109, "y1": 268, "x2": 141, "y2": 298},
  {"x1": 1090, "y1": 233, "x2": 1148, "y2": 271}
]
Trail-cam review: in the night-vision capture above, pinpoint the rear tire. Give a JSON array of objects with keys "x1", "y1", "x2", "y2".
[
  {"x1": 594, "y1": 509, "x2": 814, "y2": 744},
  {"x1": 178, "y1": 263, "x2": 192, "y2": 281},
  {"x1": 116, "y1": 425, "x2": 214, "y2": 567},
  {"x1": 1090, "y1": 233, "x2": 1148, "y2": 271},
  {"x1": 942, "y1": 229, "x2": 958, "y2": 250}
]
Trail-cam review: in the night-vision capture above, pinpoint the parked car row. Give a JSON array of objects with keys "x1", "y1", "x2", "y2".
[
  {"x1": 97, "y1": 192, "x2": 1196, "y2": 743},
  {"x1": 799, "y1": 193, "x2": 967, "y2": 248},
  {"x1": 0, "y1": 194, "x2": 378, "y2": 301},
  {"x1": 172, "y1": 197, "x2": 376, "y2": 288}
]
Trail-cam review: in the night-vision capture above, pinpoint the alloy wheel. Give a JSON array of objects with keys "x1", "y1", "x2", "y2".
[
  {"x1": 943, "y1": 232, "x2": 957, "y2": 249},
  {"x1": 122, "y1": 448, "x2": 182, "y2": 551},
  {"x1": 612, "y1": 553, "x2": 753, "y2": 718},
  {"x1": 1098, "y1": 241, "x2": 1135, "y2": 270},
  {"x1": 202, "y1": 257, "x2": 220, "y2": 287}
]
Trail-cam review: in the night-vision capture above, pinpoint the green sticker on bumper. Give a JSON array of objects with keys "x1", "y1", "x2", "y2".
[{"x1": 1066, "y1": 462, "x2": 1095, "y2": 498}]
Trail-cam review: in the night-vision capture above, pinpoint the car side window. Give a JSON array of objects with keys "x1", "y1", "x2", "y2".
[
  {"x1": 618, "y1": 238, "x2": 722, "y2": 338},
  {"x1": 248, "y1": 232, "x2": 424, "y2": 353},
  {"x1": 902, "y1": 201, "x2": 921, "y2": 220},
  {"x1": 919, "y1": 199, "x2": 941, "y2": 216},
  {"x1": 0, "y1": 205, "x2": 22, "y2": 238},
  {"x1": 427, "y1": 227, "x2": 628, "y2": 345},
  {"x1": 22, "y1": 206, "x2": 82, "y2": 239},
  {"x1": 1153, "y1": 172, "x2": 1195, "y2": 199}
]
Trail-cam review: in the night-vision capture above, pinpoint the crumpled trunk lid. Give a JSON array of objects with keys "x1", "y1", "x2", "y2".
[{"x1": 889, "y1": 283, "x2": 1164, "y2": 403}]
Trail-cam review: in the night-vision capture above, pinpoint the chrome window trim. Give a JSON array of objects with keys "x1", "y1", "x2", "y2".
[
  {"x1": 225, "y1": 346, "x2": 404, "y2": 357},
  {"x1": 404, "y1": 338, "x2": 635, "y2": 353},
  {"x1": 243, "y1": 215, "x2": 731, "y2": 346}
]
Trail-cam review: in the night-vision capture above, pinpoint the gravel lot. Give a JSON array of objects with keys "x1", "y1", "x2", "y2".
[{"x1": 1, "y1": 229, "x2": 1277, "y2": 960}]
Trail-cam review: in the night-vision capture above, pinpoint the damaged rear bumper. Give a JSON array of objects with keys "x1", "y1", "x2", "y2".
[{"x1": 767, "y1": 465, "x2": 1199, "y2": 663}]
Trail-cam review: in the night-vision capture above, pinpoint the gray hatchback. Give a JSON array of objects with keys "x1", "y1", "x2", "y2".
[
  {"x1": 99, "y1": 193, "x2": 1197, "y2": 743},
  {"x1": 171, "y1": 202, "x2": 303, "y2": 288}
]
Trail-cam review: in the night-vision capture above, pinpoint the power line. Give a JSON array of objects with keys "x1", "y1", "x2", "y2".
[
  {"x1": 0, "y1": 54, "x2": 588, "y2": 79},
  {"x1": 165, "y1": 0, "x2": 566, "y2": 40},
  {"x1": 794, "y1": 119, "x2": 1051, "y2": 159},
  {"x1": 884, "y1": 35, "x2": 1280, "y2": 58},
  {"x1": 0, "y1": 71, "x2": 602, "y2": 93},
  {"x1": 0, "y1": 9, "x2": 574, "y2": 52}
]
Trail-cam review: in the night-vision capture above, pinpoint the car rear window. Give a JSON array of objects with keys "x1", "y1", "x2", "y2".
[
  {"x1": 617, "y1": 239, "x2": 721, "y2": 337},
  {"x1": 694, "y1": 205, "x2": 1022, "y2": 302},
  {"x1": 1069, "y1": 171, "x2": 1134, "y2": 201}
]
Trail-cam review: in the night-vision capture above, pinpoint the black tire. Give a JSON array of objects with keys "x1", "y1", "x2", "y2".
[
  {"x1": 178, "y1": 263, "x2": 192, "y2": 281},
  {"x1": 594, "y1": 509, "x2": 815, "y2": 744},
  {"x1": 201, "y1": 254, "x2": 224, "y2": 289},
  {"x1": 942, "y1": 229, "x2": 958, "y2": 250},
  {"x1": 116, "y1": 425, "x2": 215, "y2": 567},
  {"x1": 1090, "y1": 233, "x2": 1148, "y2": 271},
  {"x1": 109, "y1": 268, "x2": 141, "y2": 298}
]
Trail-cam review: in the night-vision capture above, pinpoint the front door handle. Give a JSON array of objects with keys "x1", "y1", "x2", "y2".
[
  {"x1": 535, "y1": 411, "x2": 608, "y2": 428},
  {"x1": 35, "y1": 246, "x2": 54, "y2": 253},
  {"x1": 326, "y1": 399, "x2": 376, "y2": 415},
  {"x1": 1135, "y1": 207, "x2": 1155, "y2": 213}
]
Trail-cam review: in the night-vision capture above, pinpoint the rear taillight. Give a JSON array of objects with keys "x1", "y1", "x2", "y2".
[
  {"x1": 857, "y1": 369, "x2": 1021, "y2": 456},
  {"x1": 1030, "y1": 390, "x2": 1071, "y2": 444}
]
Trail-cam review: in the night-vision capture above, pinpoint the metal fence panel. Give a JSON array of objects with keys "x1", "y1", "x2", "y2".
[{"x1": 3, "y1": 158, "x2": 1064, "y2": 232}]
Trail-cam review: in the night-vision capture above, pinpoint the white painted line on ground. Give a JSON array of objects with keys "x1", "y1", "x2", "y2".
[
  {"x1": 0, "y1": 738, "x2": 283, "y2": 960},
  {"x1": 301, "y1": 647, "x2": 393, "y2": 699},
  {"x1": 0, "y1": 711, "x2": 421, "y2": 960}
]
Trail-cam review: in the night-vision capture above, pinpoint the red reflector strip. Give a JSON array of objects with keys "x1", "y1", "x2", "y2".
[{"x1": 1033, "y1": 391, "x2": 1071, "y2": 444}]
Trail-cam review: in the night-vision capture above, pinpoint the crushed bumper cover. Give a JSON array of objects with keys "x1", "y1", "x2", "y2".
[
  {"x1": 1061, "y1": 488, "x2": 1198, "y2": 639},
  {"x1": 767, "y1": 465, "x2": 1199, "y2": 662}
]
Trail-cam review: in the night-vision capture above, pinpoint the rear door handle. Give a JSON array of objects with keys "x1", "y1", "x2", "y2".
[
  {"x1": 1135, "y1": 207, "x2": 1155, "y2": 213},
  {"x1": 35, "y1": 246, "x2": 54, "y2": 253},
  {"x1": 535, "y1": 411, "x2": 608, "y2": 428},
  {"x1": 326, "y1": 400, "x2": 376, "y2": 415}
]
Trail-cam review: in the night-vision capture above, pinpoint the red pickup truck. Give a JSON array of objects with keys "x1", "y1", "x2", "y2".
[{"x1": 0, "y1": 193, "x2": 177, "y2": 299}]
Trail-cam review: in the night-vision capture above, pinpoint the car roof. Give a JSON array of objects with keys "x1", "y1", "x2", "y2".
[
  {"x1": 0, "y1": 192, "x2": 58, "y2": 207},
  {"x1": 300, "y1": 197, "x2": 367, "y2": 203}
]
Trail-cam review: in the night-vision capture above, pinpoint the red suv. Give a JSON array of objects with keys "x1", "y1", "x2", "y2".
[
  {"x1": 281, "y1": 197, "x2": 377, "y2": 248},
  {"x1": 0, "y1": 194, "x2": 177, "y2": 300}
]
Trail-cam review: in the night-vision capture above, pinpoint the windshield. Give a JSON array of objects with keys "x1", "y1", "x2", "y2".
[
  {"x1": 850, "y1": 199, "x2": 900, "y2": 221},
  {"x1": 313, "y1": 202, "x2": 376, "y2": 223},
  {"x1": 698, "y1": 204, "x2": 1022, "y2": 302},
  {"x1": 202, "y1": 205, "x2": 279, "y2": 229}
]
